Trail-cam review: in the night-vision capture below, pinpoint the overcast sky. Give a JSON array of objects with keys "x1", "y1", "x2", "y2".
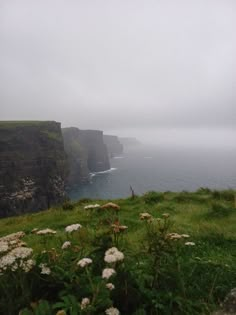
[{"x1": 0, "y1": 0, "x2": 235, "y2": 145}]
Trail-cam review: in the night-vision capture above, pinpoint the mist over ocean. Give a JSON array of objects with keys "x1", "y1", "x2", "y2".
[{"x1": 68, "y1": 144, "x2": 236, "y2": 200}]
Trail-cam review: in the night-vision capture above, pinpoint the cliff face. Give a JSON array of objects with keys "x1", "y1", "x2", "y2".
[
  {"x1": 0, "y1": 121, "x2": 66, "y2": 217},
  {"x1": 80, "y1": 130, "x2": 110, "y2": 172},
  {"x1": 62, "y1": 127, "x2": 89, "y2": 187},
  {"x1": 62, "y1": 128, "x2": 110, "y2": 187},
  {"x1": 103, "y1": 135, "x2": 123, "y2": 157}
]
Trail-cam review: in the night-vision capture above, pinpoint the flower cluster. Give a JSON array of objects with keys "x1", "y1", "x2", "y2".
[
  {"x1": 166, "y1": 233, "x2": 190, "y2": 241},
  {"x1": 106, "y1": 283, "x2": 115, "y2": 290},
  {"x1": 105, "y1": 307, "x2": 120, "y2": 315},
  {"x1": 84, "y1": 204, "x2": 100, "y2": 210},
  {"x1": 78, "y1": 258, "x2": 92, "y2": 268},
  {"x1": 39, "y1": 263, "x2": 51, "y2": 275},
  {"x1": 81, "y1": 297, "x2": 90, "y2": 309},
  {"x1": 100, "y1": 202, "x2": 120, "y2": 211},
  {"x1": 104, "y1": 247, "x2": 124, "y2": 264},
  {"x1": 0, "y1": 232, "x2": 34, "y2": 275},
  {"x1": 140, "y1": 212, "x2": 152, "y2": 220},
  {"x1": 36, "y1": 228, "x2": 57, "y2": 235},
  {"x1": 102, "y1": 268, "x2": 116, "y2": 279},
  {"x1": 61, "y1": 241, "x2": 71, "y2": 249},
  {"x1": 65, "y1": 223, "x2": 82, "y2": 233},
  {"x1": 111, "y1": 222, "x2": 128, "y2": 233}
]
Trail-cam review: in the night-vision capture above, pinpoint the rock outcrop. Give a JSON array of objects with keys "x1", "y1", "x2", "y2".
[
  {"x1": 103, "y1": 135, "x2": 123, "y2": 157},
  {"x1": 0, "y1": 121, "x2": 66, "y2": 217},
  {"x1": 62, "y1": 127, "x2": 110, "y2": 187}
]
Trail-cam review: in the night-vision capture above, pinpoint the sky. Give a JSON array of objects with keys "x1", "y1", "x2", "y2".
[{"x1": 0, "y1": 0, "x2": 235, "y2": 146}]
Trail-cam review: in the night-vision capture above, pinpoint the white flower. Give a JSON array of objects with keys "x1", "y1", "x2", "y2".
[
  {"x1": 139, "y1": 212, "x2": 152, "y2": 220},
  {"x1": 36, "y1": 228, "x2": 57, "y2": 235},
  {"x1": 78, "y1": 258, "x2": 92, "y2": 268},
  {"x1": 65, "y1": 224, "x2": 82, "y2": 233},
  {"x1": 0, "y1": 254, "x2": 16, "y2": 271},
  {"x1": 106, "y1": 283, "x2": 115, "y2": 290},
  {"x1": 61, "y1": 241, "x2": 71, "y2": 249},
  {"x1": 102, "y1": 268, "x2": 116, "y2": 279},
  {"x1": 104, "y1": 247, "x2": 124, "y2": 264},
  {"x1": 21, "y1": 259, "x2": 35, "y2": 272},
  {"x1": 185, "y1": 242, "x2": 195, "y2": 246},
  {"x1": 105, "y1": 307, "x2": 120, "y2": 315},
  {"x1": 10, "y1": 247, "x2": 33, "y2": 259},
  {"x1": 39, "y1": 263, "x2": 51, "y2": 275},
  {"x1": 0, "y1": 231, "x2": 25, "y2": 243},
  {"x1": 0, "y1": 242, "x2": 8, "y2": 253},
  {"x1": 81, "y1": 297, "x2": 90, "y2": 309},
  {"x1": 84, "y1": 204, "x2": 100, "y2": 210},
  {"x1": 181, "y1": 234, "x2": 190, "y2": 238}
]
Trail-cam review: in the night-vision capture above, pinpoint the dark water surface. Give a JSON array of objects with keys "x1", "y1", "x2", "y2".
[{"x1": 68, "y1": 145, "x2": 236, "y2": 200}]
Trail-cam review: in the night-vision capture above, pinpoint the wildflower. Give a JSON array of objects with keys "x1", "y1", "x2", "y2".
[
  {"x1": 166, "y1": 233, "x2": 182, "y2": 240},
  {"x1": 106, "y1": 283, "x2": 115, "y2": 290},
  {"x1": 104, "y1": 247, "x2": 124, "y2": 263},
  {"x1": 39, "y1": 263, "x2": 51, "y2": 275},
  {"x1": 81, "y1": 297, "x2": 90, "y2": 309},
  {"x1": 181, "y1": 234, "x2": 190, "y2": 238},
  {"x1": 10, "y1": 247, "x2": 33, "y2": 259},
  {"x1": 111, "y1": 221, "x2": 128, "y2": 233},
  {"x1": 162, "y1": 213, "x2": 170, "y2": 218},
  {"x1": 105, "y1": 307, "x2": 120, "y2": 315},
  {"x1": 21, "y1": 259, "x2": 35, "y2": 272},
  {"x1": 36, "y1": 228, "x2": 57, "y2": 235},
  {"x1": 65, "y1": 223, "x2": 82, "y2": 233},
  {"x1": 0, "y1": 242, "x2": 8, "y2": 253},
  {"x1": 61, "y1": 241, "x2": 71, "y2": 249},
  {"x1": 0, "y1": 231, "x2": 25, "y2": 243},
  {"x1": 78, "y1": 258, "x2": 92, "y2": 268},
  {"x1": 84, "y1": 204, "x2": 100, "y2": 210},
  {"x1": 185, "y1": 242, "x2": 195, "y2": 246},
  {"x1": 101, "y1": 203, "x2": 120, "y2": 210},
  {"x1": 0, "y1": 254, "x2": 16, "y2": 271},
  {"x1": 102, "y1": 268, "x2": 116, "y2": 279},
  {"x1": 139, "y1": 212, "x2": 152, "y2": 220}
]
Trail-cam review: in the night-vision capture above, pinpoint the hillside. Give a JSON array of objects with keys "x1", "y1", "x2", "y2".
[{"x1": 0, "y1": 190, "x2": 235, "y2": 314}]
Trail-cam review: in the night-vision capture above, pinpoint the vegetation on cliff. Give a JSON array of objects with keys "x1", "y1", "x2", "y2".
[{"x1": 0, "y1": 189, "x2": 235, "y2": 314}]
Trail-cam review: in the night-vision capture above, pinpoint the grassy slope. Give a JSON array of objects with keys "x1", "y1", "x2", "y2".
[{"x1": 0, "y1": 191, "x2": 235, "y2": 261}]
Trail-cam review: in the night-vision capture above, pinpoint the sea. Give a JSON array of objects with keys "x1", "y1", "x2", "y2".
[{"x1": 68, "y1": 144, "x2": 236, "y2": 201}]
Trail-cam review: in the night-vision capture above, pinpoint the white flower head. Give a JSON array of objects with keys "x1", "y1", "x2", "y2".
[
  {"x1": 105, "y1": 307, "x2": 120, "y2": 315},
  {"x1": 78, "y1": 258, "x2": 92, "y2": 268},
  {"x1": 102, "y1": 268, "x2": 116, "y2": 279},
  {"x1": 65, "y1": 224, "x2": 82, "y2": 233},
  {"x1": 106, "y1": 283, "x2": 115, "y2": 290},
  {"x1": 81, "y1": 297, "x2": 90, "y2": 309},
  {"x1": 0, "y1": 242, "x2": 9, "y2": 253},
  {"x1": 185, "y1": 242, "x2": 195, "y2": 246},
  {"x1": 104, "y1": 247, "x2": 124, "y2": 264},
  {"x1": 39, "y1": 263, "x2": 51, "y2": 275},
  {"x1": 36, "y1": 228, "x2": 57, "y2": 235},
  {"x1": 61, "y1": 241, "x2": 71, "y2": 249},
  {"x1": 84, "y1": 204, "x2": 100, "y2": 210}
]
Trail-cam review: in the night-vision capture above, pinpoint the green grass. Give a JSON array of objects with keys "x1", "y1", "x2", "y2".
[{"x1": 0, "y1": 190, "x2": 236, "y2": 314}]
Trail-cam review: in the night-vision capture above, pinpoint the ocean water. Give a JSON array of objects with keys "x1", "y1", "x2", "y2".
[{"x1": 68, "y1": 145, "x2": 236, "y2": 201}]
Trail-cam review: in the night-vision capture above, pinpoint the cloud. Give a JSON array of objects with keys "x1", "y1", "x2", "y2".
[{"x1": 0, "y1": 0, "x2": 235, "y2": 131}]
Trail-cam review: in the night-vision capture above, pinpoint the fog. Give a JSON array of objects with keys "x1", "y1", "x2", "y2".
[{"x1": 0, "y1": 0, "x2": 235, "y2": 147}]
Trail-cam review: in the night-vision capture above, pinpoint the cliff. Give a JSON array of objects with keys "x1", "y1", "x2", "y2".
[
  {"x1": 62, "y1": 128, "x2": 110, "y2": 187},
  {"x1": 62, "y1": 127, "x2": 89, "y2": 187},
  {"x1": 103, "y1": 135, "x2": 123, "y2": 157},
  {"x1": 0, "y1": 121, "x2": 66, "y2": 217}
]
